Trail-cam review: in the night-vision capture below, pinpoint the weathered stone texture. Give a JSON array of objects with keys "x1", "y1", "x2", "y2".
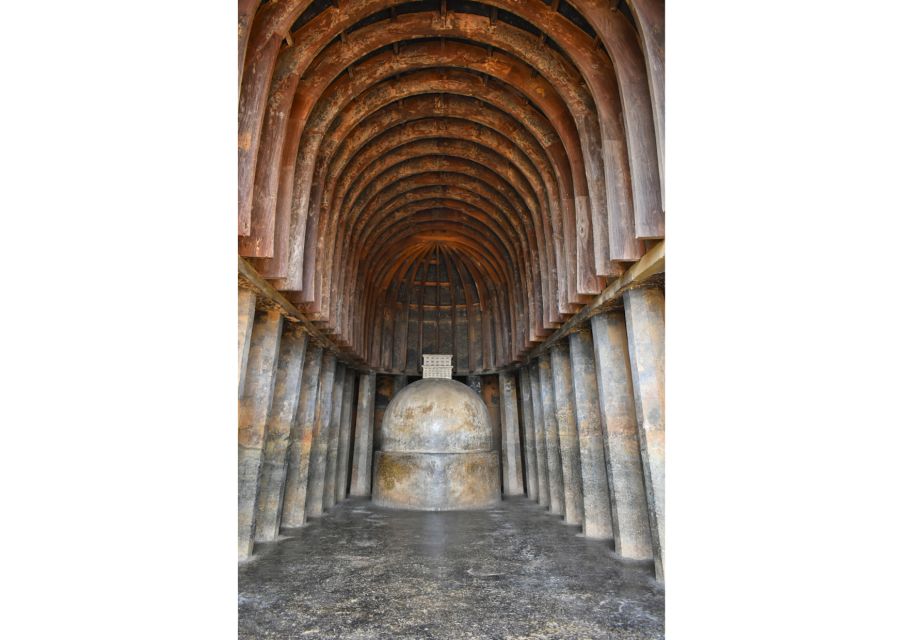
[
  {"x1": 255, "y1": 325, "x2": 308, "y2": 542},
  {"x1": 624, "y1": 286, "x2": 665, "y2": 582},
  {"x1": 380, "y1": 379, "x2": 493, "y2": 453},
  {"x1": 335, "y1": 368, "x2": 356, "y2": 502},
  {"x1": 372, "y1": 379, "x2": 501, "y2": 510},
  {"x1": 499, "y1": 371, "x2": 524, "y2": 495},
  {"x1": 237, "y1": 287, "x2": 256, "y2": 397},
  {"x1": 517, "y1": 368, "x2": 539, "y2": 501},
  {"x1": 538, "y1": 353, "x2": 565, "y2": 516},
  {"x1": 350, "y1": 373, "x2": 377, "y2": 496},
  {"x1": 372, "y1": 451, "x2": 501, "y2": 511},
  {"x1": 238, "y1": 307, "x2": 282, "y2": 560},
  {"x1": 306, "y1": 352, "x2": 338, "y2": 519},
  {"x1": 281, "y1": 343, "x2": 323, "y2": 528},
  {"x1": 479, "y1": 375, "x2": 503, "y2": 458},
  {"x1": 568, "y1": 327, "x2": 615, "y2": 539},
  {"x1": 590, "y1": 312, "x2": 654, "y2": 561},
  {"x1": 550, "y1": 341, "x2": 585, "y2": 526},
  {"x1": 528, "y1": 362, "x2": 550, "y2": 508},
  {"x1": 322, "y1": 362, "x2": 346, "y2": 511}
]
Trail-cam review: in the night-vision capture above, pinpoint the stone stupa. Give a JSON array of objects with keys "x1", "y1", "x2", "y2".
[{"x1": 372, "y1": 356, "x2": 501, "y2": 510}]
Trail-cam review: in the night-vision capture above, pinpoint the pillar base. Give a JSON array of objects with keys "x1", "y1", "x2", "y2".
[{"x1": 372, "y1": 451, "x2": 501, "y2": 510}]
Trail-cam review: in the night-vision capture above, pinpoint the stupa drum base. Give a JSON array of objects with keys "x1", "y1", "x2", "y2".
[{"x1": 372, "y1": 451, "x2": 501, "y2": 510}]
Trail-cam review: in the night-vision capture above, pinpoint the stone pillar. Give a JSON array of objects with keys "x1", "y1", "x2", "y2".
[
  {"x1": 590, "y1": 312, "x2": 653, "y2": 562},
  {"x1": 350, "y1": 373, "x2": 376, "y2": 496},
  {"x1": 335, "y1": 368, "x2": 356, "y2": 503},
  {"x1": 550, "y1": 341, "x2": 585, "y2": 526},
  {"x1": 528, "y1": 362, "x2": 550, "y2": 508},
  {"x1": 478, "y1": 375, "x2": 503, "y2": 488},
  {"x1": 305, "y1": 352, "x2": 337, "y2": 519},
  {"x1": 498, "y1": 371, "x2": 525, "y2": 495},
  {"x1": 322, "y1": 362, "x2": 346, "y2": 511},
  {"x1": 237, "y1": 308, "x2": 282, "y2": 560},
  {"x1": 568, "y1": 327, "x2": 614, "y2": 539},
  {"x1": 237, "y1": 287, "x2": 256, "y2": 397},
  {"x1": 538, "y1": 353, "x2": 565, "y2": 516},
  {"x1": 281, "y1": 343, "x2": 323, "y2": 528},
  {"x1": 517, "y1": 368, "x2": 539, "y2": 501},
  {"x1": 254, "y1": 325, "x2": 308, "y2": 542},
  {"x1": 624, "y1": 287, "x2": 665, "y2": 582}
]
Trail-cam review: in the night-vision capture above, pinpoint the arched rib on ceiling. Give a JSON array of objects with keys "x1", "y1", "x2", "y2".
[{"x1": 238, "y1": 0, "x2": 664, "y2": 374}]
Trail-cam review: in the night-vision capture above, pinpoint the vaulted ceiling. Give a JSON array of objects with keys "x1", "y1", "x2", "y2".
[{"x1": 238, "y1": 0, "x2": 664, "y2": 375}]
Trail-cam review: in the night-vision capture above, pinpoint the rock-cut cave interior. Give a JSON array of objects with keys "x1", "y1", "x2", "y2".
[{"x1": 237, "y1": 1, "x2": 665, "y2": 637}]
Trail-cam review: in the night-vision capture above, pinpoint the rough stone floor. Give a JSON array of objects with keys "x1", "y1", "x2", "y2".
[{"x1": 239, "y1": 497, "x2": 664, "y2": 639}]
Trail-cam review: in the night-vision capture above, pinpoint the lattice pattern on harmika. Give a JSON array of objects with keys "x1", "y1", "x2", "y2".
[{"x1": 422, "y1": 354, "x2": 453, "y2": 379}]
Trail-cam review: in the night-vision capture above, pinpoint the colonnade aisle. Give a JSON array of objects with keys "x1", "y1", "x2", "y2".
[{"x1": 238, "y1": 497, "x2": 664, "y2": 640}]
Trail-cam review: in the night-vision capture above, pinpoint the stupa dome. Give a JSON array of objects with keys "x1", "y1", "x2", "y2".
[{"x1": 380, "y1": 379, "x2": 492, "y2": 453}]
